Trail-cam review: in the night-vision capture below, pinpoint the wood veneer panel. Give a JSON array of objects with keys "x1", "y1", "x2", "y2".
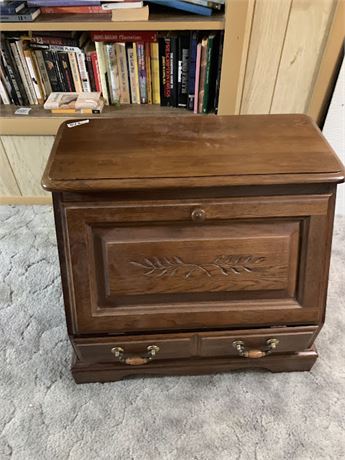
[{"x1": 271, "y1": 0, "x2": 336, "y2": 113}]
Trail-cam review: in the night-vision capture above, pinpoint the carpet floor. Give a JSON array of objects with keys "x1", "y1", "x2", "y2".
[{"x1": 0, "y1": 205, "x2": 345, "y2": 460}]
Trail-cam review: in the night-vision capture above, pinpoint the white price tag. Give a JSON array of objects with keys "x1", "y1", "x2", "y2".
[
  {"x1": 15, "y1": 107, "x2": 32, "y2": 115},
  {"x1": 67, "y1": 119, "x2": 90, "y2": 128}
]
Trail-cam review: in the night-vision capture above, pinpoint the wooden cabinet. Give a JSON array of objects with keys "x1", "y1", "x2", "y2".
[{"x1": 42, "y1": 114, "x2": 344, "y2": 383}]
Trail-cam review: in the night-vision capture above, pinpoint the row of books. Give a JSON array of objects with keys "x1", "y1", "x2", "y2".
[
  {"x1": 0, "y1": 0, "x2": 224, "y2": 21},
  {"x1": 0, "y1": 31, "x2": 224, "y2": 113}
]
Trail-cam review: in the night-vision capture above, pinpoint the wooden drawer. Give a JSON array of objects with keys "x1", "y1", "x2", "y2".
[
  {"x1": 64, "y1": 194, "x2": 331, "y2": 334},
  {"x1": 74, "y1": 334, "x2": 195, "y2": 364},
  {"x1": 198, "y1": 326, "x2": 317, "y2": 358},
  {"x1": 74, "y1": 326, "x2": 317, "y2": 364}
]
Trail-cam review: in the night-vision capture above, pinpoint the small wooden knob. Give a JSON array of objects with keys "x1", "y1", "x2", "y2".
[{"x1": 191, "y1": 208, "x2": 206, "y2": 222}]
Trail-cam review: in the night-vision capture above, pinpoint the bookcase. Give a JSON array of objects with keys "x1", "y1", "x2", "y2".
[{"x1": 0, "y1": 0, "x2": 344, "y2": 204}]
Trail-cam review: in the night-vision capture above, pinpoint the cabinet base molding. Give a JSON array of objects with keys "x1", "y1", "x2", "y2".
[{"x1": 71, "y1": 347, "x2": 318, "y2": 384}]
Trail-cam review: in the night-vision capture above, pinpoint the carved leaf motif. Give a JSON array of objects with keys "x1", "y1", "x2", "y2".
[{"x1": 130, "y1": 255, "x2": 266, "y2": 278}]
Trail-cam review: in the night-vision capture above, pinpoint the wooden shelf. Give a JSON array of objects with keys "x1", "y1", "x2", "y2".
[
  {"x1": 0, "y1": 12, "x2": 225, "y2": 31},
  {"x1": 0, "y1": 104, "x2": 198, "y2": 135}
]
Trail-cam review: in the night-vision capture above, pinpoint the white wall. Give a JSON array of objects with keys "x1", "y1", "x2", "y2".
[{"x1": 323, "y1": 57, "x2": 345, "y2": 215}]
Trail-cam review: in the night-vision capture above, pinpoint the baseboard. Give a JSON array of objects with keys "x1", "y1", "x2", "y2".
[{"x1": 0, "y1": 196, "x2": 52, "y2": 205}]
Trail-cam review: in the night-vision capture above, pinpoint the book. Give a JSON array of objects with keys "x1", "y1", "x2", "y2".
[
  {"x1": 132, "y1": 42, "x2": 141, "y2": 104},
  {"x1": 76, "y1": 52, "x2": 91, "y2": 92},
  {"x1": 44, "y1": 91, "x2": 101, "y2": 109},
  {"x1": 33, "y1": 49, "x2": 52, "y2": 96},
  {"x1": 90, "y1": 50, "x2": 101, "y2": 92},
  {"x1": 169, "y1": 35, "x2": 178, "y2": 107},
  {"x1": 116, "y1": 43, "x2": 130, "y2": 104},
  {"x1": 27, "y1": 0, "x2": 100, "y2": 5},
  {"x1": 85, "y1": 50, "x2": 96, "y2": 92},
  {"x1": 213, "y1": 30, "x2": 223, "y2": 113},
  {"x1": 111, "y1": 5, "x2": 149, "y2": 21},
  {"x1": 91, "y1": 31, "x2": 157, "y2": 42},
  {"x1": 198, "y1": 38, "x2": 208, "y2": 113},
  {"x1": 144, "y1": 42, "x2": 152, "y2": 104},
  {"x1": 0, "y1": 7, "x2": 41, "y2": 21},
  {"x1": 177, "y1": 33, "x2": 189, "y2": 108},
  {"x1": 104, "y1": 43, "x2": 120, "y2": 104},
  {"x1": 187, "y1": 31, "x2": 198, "y2": 110},
  {"x1": 147, "y1": 0, "x2": 212, "y2": 16},
  {"x1": 23, "y1": 47, "x2": 44, "y2": 103},
  {"x1": 164, "y1": 37, "x2": 171, "y2": 105},
  {"x1": 202, "y1": 33, "x2": 215, "y2": 113},
  {"x1": 193, "y1": 42, "x2": 201, "y2": 113},
  {"x1": 102, "y1": 1, "x2": 143, "y2": 9},
  {"x1": 0, "y1": 44, "x2": 24, "y2": 105},
  {"x1": 9, "y1": 39, "x2": 36, "y2": 104},
  {"x1": 41, "y1": 5, "x2": 110, "y2": 13},
  {"x1": 94, "y1": 41, "x2": 109, "y2": 104},
  {"x1": 68, "y1": 51, "x2": 83, "y2": 93},
  {"x1": 181, "y1": 0, "x2": 222, "y2": 9},
  {"x1": 0, "y1": 1, "x2": 26, "y2": 14},
  {"x1": 158, "y1": 36, "x2": 167, "y2": 106},
  {"x1": 150, "y1": 42, "x2": 160, "y2": 105},
  {"x1": 136, "y1": 42, "x2": 147, "y2": 104},
  {"x1": 58, "y1": 51, "x2": 75, "y2": 92}
]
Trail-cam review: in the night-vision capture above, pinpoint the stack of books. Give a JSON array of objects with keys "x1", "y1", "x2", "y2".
[
  {"x1": 0, "y1": 30, "x2": 223, "y2": 113},
  {"x1": 0, "y1": 1, "x2": 41, "y2": 22},
  {"x1": 43, "y1": 91, "x2": 105, "y2": 113}
]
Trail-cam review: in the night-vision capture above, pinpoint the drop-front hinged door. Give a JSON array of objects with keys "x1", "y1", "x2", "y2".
[{"x1": 63, "y1": 193, "x2": 333, "y2": 334}]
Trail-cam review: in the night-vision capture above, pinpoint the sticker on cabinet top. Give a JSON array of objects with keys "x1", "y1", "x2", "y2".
[{"x1": 67, "y1": 119, "x2": 90, "y2": 128}]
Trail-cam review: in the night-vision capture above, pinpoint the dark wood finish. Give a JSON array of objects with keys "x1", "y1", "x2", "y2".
[
  {"x1": 45, "y1": 114, "x2": 344, "y2": 383},
  {"x1": 42, "y1": 114, "x2": 344, "y2": 192},
  {"x1": 71, "y1": 347, "x2": 319, "y2": 383}
]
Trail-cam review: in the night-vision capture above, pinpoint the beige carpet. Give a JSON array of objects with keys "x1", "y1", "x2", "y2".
[{"x1": 0, "y1": 205, "x2": 345, "y2": 460}]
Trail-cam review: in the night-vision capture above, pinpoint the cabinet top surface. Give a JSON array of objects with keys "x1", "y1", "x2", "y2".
[{"x1": 42, "y1": 114, "x2": 344, "y2": 191}]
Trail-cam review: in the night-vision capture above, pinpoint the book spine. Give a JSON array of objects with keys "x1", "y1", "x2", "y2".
[
  {"x1": 0, "y1": 76, "x2": 10, "y2": 104},
  {"x1": 178, "y1": 34, "x2": 189, "y2": 108},
  {"x1": 91, "y1": 31, "x2": 157, "y2": 43},
  {"x1": 68, "y1": 51, "x2": 83, "y2": 93},
  {"x1": 30, "y1": 49, "x2": 47, "y2": 99},
  {"x1": 76, "y1": 52, "x2": 91, "y2": 92},
  {"x1": 94, "y1": 41, "x2": 109, "y2": 104},
  {"x1": 53, "y1": 51, "x2": 68, "y2": 92},
  {"x1": 41, "y1": 49, "x2": 62, "y2": 92},
  {"x1": 16, "y1": 40, "x2": 38, "y2": 104},
  {"x1": 9, "y1": 41, "x2": 34, "y2": 104},
  {"x1": 202, "y1": 35, "x2": 215, "y2": 113},
  {"x1": 0, "y1": 59, "x2": 15, "y2": 104},
  {"x1": 213, "y1": 31, "x2": 224, "y2": 114},
  {"x1": 41, "y1": 6, "x2": 107, "y2": 13},
  {"x1": 158, "y1": 36, "x2": 166, "y2": 106},
  {"x1": 132, "y1": 43, "x2": 141, "y2": 105},
  {"x1": 150, "y1": 42, "x2": 160, "y2": 105},
  {"x1": 0, "y1": 2, "x2": 25, "y2": 14},
  {"x1": 116, "y1": 43, "x2": 130, "y2": 104},
  {"x1": 193, "y1": 43, "x2": 202, "y2": 113},
  {"x1": 29, "y1": 35, "x2": 78, "y2": 47},
  {"x1": 164, "y1": 37, "x2": 171, "y2": 106},
  {"x1": 198, "y1": 38, "x2": 208, "y2": 113},
  {"x1": 136, "y1": 42, "x2": 147, "y2": 104},
  {"x1": 34, "y1": 49, "x2": 52, "y2": 96},
  {"x1": 24, "y1": 49, "x2": 44, "y2": 104},
  {"x1": 0, "y1": 45, "x2": 22, "y2": 105},
  {"x1": 144, "y1": 42, "x2": 152, "y2": 104},
  {"x1": 126, "y1": 45, "x2": 137, "y2": 104},
  {"x1": 0, "y1": 10, "x2": 41, "y2": 22},
  {"x1": 85, "y1": 52, "x2": 96, "y2": 92},
  {"x1": 58, "y1": 52, "x2": 75, "y2": 92},
  {"x1": 104, "y1": 43, "x2": 120, "y2": 105},
  {"x1": 170, "y1": 35, "x2": 178, "y2": 107},
  {"x1": 187, "y1": 32, "x2": 198, "y2": 110},
  {"x1": 90, "y1": 50, "x2": 101, "y2": 92}
]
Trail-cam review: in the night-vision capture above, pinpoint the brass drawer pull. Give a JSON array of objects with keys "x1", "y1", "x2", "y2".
[
  {"x1": 111, "y1": 345, "x2": 160, "y2": 366},
  {"x1": 232, "y1": 338, "x2": 279, "y2": 359},
  {"x1": 191, "y1": 207, "x2": 206, "y2": 222}
]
